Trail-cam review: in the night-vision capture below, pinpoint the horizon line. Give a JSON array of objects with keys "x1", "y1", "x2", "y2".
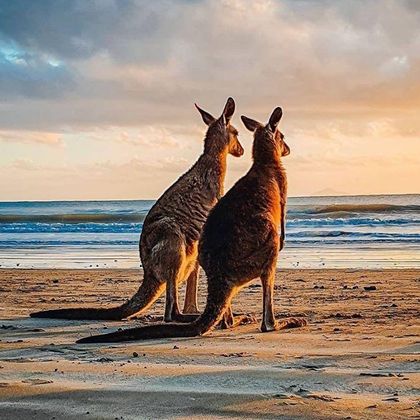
[{"x1": 0, "y1": 192, "x2": 419, "y2": 204}]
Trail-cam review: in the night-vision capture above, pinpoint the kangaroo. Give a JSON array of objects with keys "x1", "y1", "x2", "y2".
[
  {"x1": 31, "y1": 97, "x2": 244, "y2": 322},
  {"x1": 77, "y1": 107, "x2": 306, "y2": 343}
]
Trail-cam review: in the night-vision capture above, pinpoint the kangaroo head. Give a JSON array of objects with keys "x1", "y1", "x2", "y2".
[
  {"x1": 195, "y1": 97, "x2": 244, "y2": 158},
  {"x1": 241, "y1": 107, "x2": 289, "y2": 164}
]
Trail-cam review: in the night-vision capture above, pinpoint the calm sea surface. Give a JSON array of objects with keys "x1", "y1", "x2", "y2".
[{"x1": 0, "y1": 194, "x2": 419, "y2": 269}]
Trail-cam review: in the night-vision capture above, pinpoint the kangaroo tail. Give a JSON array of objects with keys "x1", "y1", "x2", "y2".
[
  {"x1": 30, "y1": 274, "x2": 164, "y2": 321},
  {"x1": 77, "y1": 279, "x2": 233, "y2": 343}
]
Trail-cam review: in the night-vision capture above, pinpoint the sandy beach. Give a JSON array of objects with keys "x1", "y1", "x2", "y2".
[{"x1": 0, "y1": 268, "x2": 418, "y2": 419}]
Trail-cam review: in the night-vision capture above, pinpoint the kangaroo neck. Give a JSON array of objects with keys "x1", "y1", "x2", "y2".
[
  {"x1": 197, "y1": 150, "x2": 228, "y2": 199},
  {"x1": 253, "y1": 159, "x2": 284, "y2": 176},
  {"x1": 253, "y1": 160, "x2": 287, "y2": 191}
]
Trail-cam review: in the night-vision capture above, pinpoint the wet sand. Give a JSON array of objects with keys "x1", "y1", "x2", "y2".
[{"x1": 0, "y1": 268, "x2": 418, "y2": 419}]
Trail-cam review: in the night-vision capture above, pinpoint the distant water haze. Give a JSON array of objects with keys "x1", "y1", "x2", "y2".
[{"x1": 0, "y1": 194, "x2": 418, "y2": 269}]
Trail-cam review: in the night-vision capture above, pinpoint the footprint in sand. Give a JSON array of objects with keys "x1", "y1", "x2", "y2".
[{"x1": 22, "y1": 378, "x2": 54, "y2": 385}]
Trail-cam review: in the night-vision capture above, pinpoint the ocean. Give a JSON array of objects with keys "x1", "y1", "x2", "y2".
[{"x1": 0, "y1": 194, "x2": 419, "y2": 269}]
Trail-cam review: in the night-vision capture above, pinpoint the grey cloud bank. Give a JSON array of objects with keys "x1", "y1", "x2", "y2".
[{"x1": 0, "y1": 0, "x2": 419, "y2": 130}]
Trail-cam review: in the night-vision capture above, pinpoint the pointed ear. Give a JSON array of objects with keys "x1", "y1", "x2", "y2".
[
  {"x1": 241, "y1": 115, "x2": 261, "y2": 132},
  {"x1": 195, "y1": 103, "x2": 216, "y2": 126},
  {"x1": 268, "y1": 107, "x2": 283, "y2": 132},
  {"x1": 222, "y1": 97, "x2": 235, "y2": 125}
]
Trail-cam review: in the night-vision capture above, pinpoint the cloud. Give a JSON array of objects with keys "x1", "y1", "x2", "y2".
[
  {"x1": 87, "y1": 156, "x2": 191, "y2": 175},
  {"x1": 0, "y1": 43, "x2": 76, "y2": 100},
  {"x1": 0, "y1": 130, "x2": 62, "y2": 145},
  {"x1": 0, "y1": 156, "x2": 193, "y2": 200},
  {"x1": 0, "y1": 0, "x2": 418, "y2": 130},
  {"x1": 0, "y1": 1, "x2": 137, "y2": 60},
  {"x1": 9, "y1": 158, "x2": 41, "y2": 171},
  {"x1": 117, "y1": 126, "x2": 185, "y2": 148},
  {"x1": 0, "y1": 0, "x2": 418, "y2": 198}
]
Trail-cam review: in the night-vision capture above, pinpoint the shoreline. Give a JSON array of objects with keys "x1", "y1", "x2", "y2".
[
  {"x1": 0, "y1": 268, "x2": 419, "y2": 419},
  {"x1": 1, "y1": 245, "x2": 419, "y2": 270}
]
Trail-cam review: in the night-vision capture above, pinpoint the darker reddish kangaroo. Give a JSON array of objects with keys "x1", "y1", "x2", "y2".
[
  {"x1": 77, "y1": 107, "x2": 306, "y2": 343},
  {"x1": 31, "y1": 98, "x2": 244, "y2": 322}
]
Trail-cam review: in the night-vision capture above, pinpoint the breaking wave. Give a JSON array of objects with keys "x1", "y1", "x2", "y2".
[
  {"x1": 0, "y1": 214, "x2": 147, "y2": 224},
  {"x1": 1, "y1": 196, "x2": 419, "y2": 250}
]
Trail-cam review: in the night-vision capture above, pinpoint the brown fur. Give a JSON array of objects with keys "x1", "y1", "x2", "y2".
[
  {"x1": 77, "y1": 107, "x2": 307, "y2": 344},
  {"x1": 31, "y1": 98, "x2": 243, "y2": 321}
]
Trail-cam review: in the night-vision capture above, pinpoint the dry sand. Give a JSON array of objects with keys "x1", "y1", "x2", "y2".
[{"x1": 0, "y1": 268, "x2": 418, "y2": 419}]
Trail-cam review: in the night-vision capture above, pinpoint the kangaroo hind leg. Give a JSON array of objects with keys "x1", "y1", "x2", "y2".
[
  {"x1": 182, "y1": 261, "x2": 200, "y2": 314},
  {"x1": 171, "y1": 261, "x2": 201, "y2": 323},
  {"x1": 260, "y1": 261, "x2": 279, "y2": 332},
  {"x1": 152, "y1": 236, "x2": 186, "y2": 323},
  {"x1": 260, "y1": 255, "x2": 308, "y2": 331}
]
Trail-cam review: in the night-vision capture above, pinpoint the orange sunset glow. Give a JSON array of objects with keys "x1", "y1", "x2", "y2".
[{"x1": 0, "y1": 0, "x2": 419, "y2": 200}]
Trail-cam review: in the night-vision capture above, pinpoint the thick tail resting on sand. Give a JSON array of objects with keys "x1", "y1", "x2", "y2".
[
  {"x1": 77, "y1": 286, "x2": 231, "y2": 343},
  {"x1": 76, "y1": 287, "x2": 308, "y2": 344},
  {"x1": 30, "y1": 276, "x2": 163, "y2": 321}
]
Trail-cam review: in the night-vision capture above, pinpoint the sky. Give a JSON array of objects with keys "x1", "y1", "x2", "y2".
[{"x1": 0, "y1": 0, "x2": 419, "y2": 201}]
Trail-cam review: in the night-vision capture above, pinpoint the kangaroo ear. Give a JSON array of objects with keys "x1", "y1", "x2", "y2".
[
  {"x1": 268, "y1": 107, "x2": 283, "y2": 132},
  {"x1": 195, "y1": 103, "x2": 216, "y2": 126},
  {"x1": 241, "y1": 115, "x2": 260, "y2": 132},
  {"x1": 222, "y1": 97, "x2": 235, "y2": 125}
]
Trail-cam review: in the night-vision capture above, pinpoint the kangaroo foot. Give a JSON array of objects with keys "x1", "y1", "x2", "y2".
[
  {"x1": 277, "y1": 317, "x2": 308, "y2": 330},
  {"x1": 220, "y1": 314, "x2": 257, "y2": 330},
  {"x1": 164, "y1": 314, "x2": 175, "y2": 322},
  {"x1": 164, "y1": 302, "x2": 182, "y2": 322},
  {"x1": 260, "y1": 316, "x2": 279, "y2": 332},
  {"x1": 183, "y1": 304, "x2": 199, "y2": 314},
  {"x1": 261, "y1": 317, "x2": 308, "y2": 332}
]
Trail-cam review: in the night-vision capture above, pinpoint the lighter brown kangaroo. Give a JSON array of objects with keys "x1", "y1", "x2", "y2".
[
  {"x1": 77, "y1": 107, "x2": 306, "y2": 343},
  {"x1": 31, "y1": 98, "x2": 244, "y2": 322}
]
